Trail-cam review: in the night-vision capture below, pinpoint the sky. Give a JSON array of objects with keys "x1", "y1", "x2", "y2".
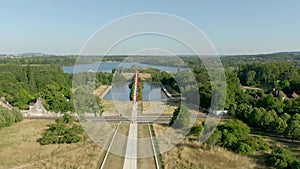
[{"x1": 0, "y1": 0, "x2": 299, "y2": 55}]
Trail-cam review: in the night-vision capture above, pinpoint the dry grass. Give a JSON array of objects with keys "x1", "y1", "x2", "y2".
[
  {"x1": 103, "y1": 100, "x2": 177, "y2": 117},
  {"x1": 137, "y1": 124, "x2": 156, "y2": 169},
  {"x1": 152, "y1": 123, "x2": 266, "y2": 169},
  {"x1": 94, "y1": 85, "x2": 110, "y2": 98},
  {"x1": 0, "y1": 120, "x2": 106, "y2": 169},
  {"x1": 120, "y1": 73, "x2": 151, "y2": 81},
  {"x1": 121, "y1": 73, "x2": 134, "y2": 80},
  {"x1": 250, "y1": 129, "x2": 300, "y2": 158},
  {"x1": 139, "y1": 73, "x2": 151, "y2": 81},
  {"x1": 103, "y1": 123, "x2": 129, "y2": 169},
  {"x1": 139, "y1": 101, "x2": 177, "y2": 116},
  {"x1": 102, "y1": 100, "x2": 133, "y2": 116}
]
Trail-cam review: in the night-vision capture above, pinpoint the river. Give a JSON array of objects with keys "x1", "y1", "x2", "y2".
[{"x1": 62, "y1": 61, "x2": 183, "y2": 73}]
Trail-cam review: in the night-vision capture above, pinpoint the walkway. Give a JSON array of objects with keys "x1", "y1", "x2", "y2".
[
  {"x1": 123, "y1": 102, "x2": 138, "y2": 169},
  {"x1": 123, "y1": 71, "x2": 139, "y2": 169}
]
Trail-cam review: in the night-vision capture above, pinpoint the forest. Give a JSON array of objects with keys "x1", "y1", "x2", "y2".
[{"x1": 0, "y1": 53, "x2": 299, "y2": 168}]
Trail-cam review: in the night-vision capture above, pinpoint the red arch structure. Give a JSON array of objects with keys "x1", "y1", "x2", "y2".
[{"x1": 132, "y1": 70, "x2": 139, "y2": 102}]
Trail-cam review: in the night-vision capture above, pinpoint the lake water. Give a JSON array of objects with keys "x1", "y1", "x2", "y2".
[
  {"x1": 103, "y1": 82, "x2": 167, "y2": 101},
  {"x1": 62, "y1": 61, "x2": 183, "y2": 73}
]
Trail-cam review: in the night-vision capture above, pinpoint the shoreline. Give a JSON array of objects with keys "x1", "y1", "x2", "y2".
[{"x1": 100, "y1": 86, "x2": 112, "y2": 99}]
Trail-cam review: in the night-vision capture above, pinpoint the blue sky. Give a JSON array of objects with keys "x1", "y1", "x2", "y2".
[{"x1": 0, "y1": 0, "x2": 299, "y2": 55}]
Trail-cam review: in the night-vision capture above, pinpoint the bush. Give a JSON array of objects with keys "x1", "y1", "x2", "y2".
[
  {"x1": 214, "y1": 120, "x2": 269, "y2": 155},
  {"x1": 204, "y1": 129, "x2": 222, "y2": 149},
  {"x1": 0, "y1": 115, "x2": 6, "y2": 128},
  {"x1": 11, "y1": 108, "x2": 23, "y2": 122},
  {"x1": 169, "y1": 106, "x2": 190, "y2": 129},
  {"x1": 189, "y1": 124, "x2": 203, "y2": 137},
  {"x1": 1, "y1": 110, "x2": 15, "y2": 126},
  {"x1": 291, "y1": 160, "x2": 300, "y2": 169},
  {"x1": 38, "y1": 114, "x2": 83, "y2": 145},
  {"x1": 267, "y1": 147, "x2": 296, "y2": 169},
  {"x1": 236, "y1": 142, "x2": 254, "y2": 154},
  {"x1": 245, "y1": 136, "x2": 269, "y2": 151},
  {"x1": 219, "y1": 119, "x2": 250, "y2": 148},
  {"x1": 0, "y1": 106, "x2": 23, "y2": 128}
]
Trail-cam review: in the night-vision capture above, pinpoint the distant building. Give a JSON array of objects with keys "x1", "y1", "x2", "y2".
[
  {"x1": 209, "y1": 109, "x2": 228, "y2": 116},
  {"x1": 289, "y1": 92, "x2": 299, "y2": 99},
  {"x1": 0, "y1": 97, "x2": 13, "y2": 109},
  {"x1": 266, "y1": 88, "x2": 299, "y2": 100},
  {"x1": 28, "y1": 98, "x2": 48, "y2": 115}
]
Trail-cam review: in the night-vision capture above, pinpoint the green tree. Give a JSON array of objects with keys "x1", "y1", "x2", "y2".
[
  {"x1": 249, "y1": 107, "x2": 264, "y2": 127},
  {"x1": 228, "y1": 103, "x2": 237, "y2": 116},
  {"x1": 268, "y1": 147, "x2": 294, "y2": 169},
  {"x1": 13, "y1": 89, "x2": 32, "y2": 110},
  {"x1": 38, "y1": 115, "x2": 83, "y2": 145},
  {"x1": 260, "y1": 109, "x2": 277, "y2": 129},
  {"x1": 246, "y1": 70, "x2": 256, "y2": 86},
  {"x1": 218, "y1": 119, "x2": 250, "y2": 149},
  {"x1": 284, "y1": 119, "x2": 300, "y2": 142},
  {"x1": 279, "y1": 80, "x2": 290, "y2": 90},
  {"x1": 235, "y1": 103, "x2": 253, "y2": 123},
  {"x1": 291, "y1": 160, "x2": 300, "y2": 169},
  {"x1": 169, "y1": 106, "x2": 190, "y2": 129},
  {"x1": 258, "y1": 94, "x2": 284, "y2": 114},
  {"x1": 281, "y1": 113, "x2": 291, "y2": 122},
  {"x1": 189, "y1": 124, "x2": 203, "y2": 137},
  {"x1": 270, "y1": 117, "x2": 287, "y2": 134}
]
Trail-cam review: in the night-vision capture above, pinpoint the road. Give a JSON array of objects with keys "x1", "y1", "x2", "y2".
[{"x1": 23, "y1": 114, "x2": 209, "y2": 123}]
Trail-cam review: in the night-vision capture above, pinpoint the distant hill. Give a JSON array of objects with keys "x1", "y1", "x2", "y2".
[
  {"x1": 220, "y1": 52, "x2": 300, "y2": 66},
  {"x1": 17, "y1": 52, "x2": 48, "y2": 57}
]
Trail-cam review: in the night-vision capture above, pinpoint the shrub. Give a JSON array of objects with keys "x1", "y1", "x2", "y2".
[
  {"x1": 214, "y1": 120, "x2": 269, "y2": 155},
  {"x1": 11, "y1": 108, "x2": 23, "y2": 122},
  {"x1": 236, "y1": 142, "x2": 254, "y2": 154},
  {"x1": 189, "y1": 124, "x2": 203, "y2": 137},
  {"x1": 291, "y1": 160, "x2": 300, "y2": 169},
  {"x1": 169, "y1": 106, "x2": 190, "y2": 129},
  {"x1": 0, "y1": 107, "x2": 23, "y2": 128},
  {"x1": 204, "y1": 129, "x2": 222, "y2": 149},
  {"x1": 38, "y1": 114, "x2": 83, "y2": 145},
  {"x1": 267, "y1": 147, "x2": 295, "y2": 169},
  {"x1": 245, "y1": 136, "x2": 269, "y2": 151},
  {"x1": 1, "y1": 111, "x2": 15, "y2": 126}
]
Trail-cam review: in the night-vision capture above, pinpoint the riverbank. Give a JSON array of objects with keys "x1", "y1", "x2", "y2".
[{"x1": 94, "y1": 85, "x2": 112, "y2": 99}]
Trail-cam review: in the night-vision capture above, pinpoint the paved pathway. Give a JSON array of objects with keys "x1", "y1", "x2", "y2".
[
  {"x1": 123, "y1": 71, "x2": 139, "y2": 169},
  {"x1": 123, "y1": 102, "x2": 138, "y2": 169}
]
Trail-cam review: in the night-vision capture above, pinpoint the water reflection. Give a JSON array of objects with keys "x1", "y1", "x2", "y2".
[{"x1": 103, "y1": 82, "x2": 166, "y2": 101}]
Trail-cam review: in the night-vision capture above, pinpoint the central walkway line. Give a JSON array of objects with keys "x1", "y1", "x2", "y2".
[
  {"x1": 123, "y1": 71, "x2": 139, "y2": 169},
  {"x1": 123, "y1": 102, "x2": 138, "y2": 169}
]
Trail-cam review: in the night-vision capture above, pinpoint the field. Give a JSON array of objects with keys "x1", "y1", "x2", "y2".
[
  {"x1": 102, "y1": 123, "x2": 129, "y2": 169},
  {"x1": 137, "y1": 124, "x2": 156, "y2": 169},
  {"x1": 152, "y1": 123, "x2": 267, "y2": 169},
  {"x1": 139, "y1": 101, "x2": 177, "y2": 116},
  {"x1": 0, "y1": 120, "x2": 105, "y2": 169},
  {"x1": 250, "y1": 128, "x2": 300, "y2": 158}
]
